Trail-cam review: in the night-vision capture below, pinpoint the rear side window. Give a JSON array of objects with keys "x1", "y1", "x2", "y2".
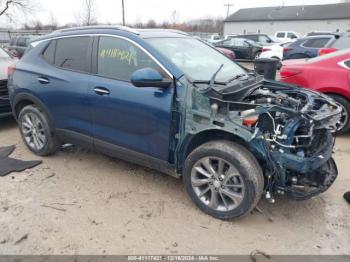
[
  {"x1": 42, "y1": 40, "x2": 56, "y2": 64},
  {"x1": 302, "y1": 38, "x2": 331, "y2": 48},
  {"x1": 344, "y1": 60, "x2": 350, "y2": 68},
  {"x1": 17, "y1": 37, "x2": 27, "y2": 47},
  {"x1": 97, "y1": 36, "x2": 168, "y2": 81},
  {"x1": 54, "y1": 37, "x2": 90, "y2": 72},
  {"x1": 276, "y1": 32, "x2": 285, "y2": 38}
]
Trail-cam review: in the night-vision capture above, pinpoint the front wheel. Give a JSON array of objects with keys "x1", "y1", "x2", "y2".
[
  {"x1": 329, "y1": 94, "x2": 350, "y2": 134},
  {"x1": 183, "y1": 141, "x2": 264, "y2": 220}
]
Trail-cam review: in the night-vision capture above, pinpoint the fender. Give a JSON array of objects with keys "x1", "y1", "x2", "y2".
[
  {"x1": 176, "y1": 128, "x2": 251, "y2": 172},
  {"x1": 316, "y1": 87, "x2": 350, "y2": 100}
]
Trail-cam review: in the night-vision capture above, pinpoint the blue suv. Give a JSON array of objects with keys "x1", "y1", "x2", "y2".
[
  {"x1": 8, "y1": 26, "x2": 342, "y2": 220},
  {"x1": 283, "y1": 35, "x2": 335, "y2": 60}
]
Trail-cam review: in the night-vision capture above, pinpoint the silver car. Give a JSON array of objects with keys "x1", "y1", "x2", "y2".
[{"x1": 0, "y1": 47, "x2": 17, "y2": 118}]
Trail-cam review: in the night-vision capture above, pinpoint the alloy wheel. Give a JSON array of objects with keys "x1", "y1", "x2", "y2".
[
  {"x1": 21, "y1": 112, "x2": 47, "y2": 151},
  {"x1": 190, "y1": 157, "x2": 245, "y2": 212},
  {"x1": 336, "y1": 103, "x2": 349, "y2": 132}
]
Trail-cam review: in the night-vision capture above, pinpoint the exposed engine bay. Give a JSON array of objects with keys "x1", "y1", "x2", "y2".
[{"x1": 184, "y1": 74, "x2": 342, "y2": 202}]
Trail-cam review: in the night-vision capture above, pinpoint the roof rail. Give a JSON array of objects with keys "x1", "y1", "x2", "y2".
[
  {"x1": 137, "y1": 28, "x2": 189, "y2": 36},
  {"x1": 57, "y1": 25, "x2": 139, "y2": 35}
]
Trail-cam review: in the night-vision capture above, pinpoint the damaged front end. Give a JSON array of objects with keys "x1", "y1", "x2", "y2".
[{"x1": 180, "y1": 74, "x2": 342, "y2": 202}]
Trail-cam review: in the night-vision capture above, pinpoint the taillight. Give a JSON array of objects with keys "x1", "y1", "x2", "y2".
[
  {"x1": 319, "y1": 48, "x2": 338, "y2": 56},
  {"x1": 283, "y1": 47, "x2": 292, "y2": 53},
  {"x1": 280, "y1": 68, "x2": 302, "y2": 78},
  {"x1": 262, "y1": 48, "x2": 271, "y2": 52},
  {"x1": 8, "y1": 64, "x2": 16, "y2": 77}
]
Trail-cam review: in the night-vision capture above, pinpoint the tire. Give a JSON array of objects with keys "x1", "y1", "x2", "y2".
[
  {"x1": 183, "y1": 140, "x2": 264, "y2": 220},
  {"x1": 329, "y1": 94, "x2": 350, "y2": 134},
  {"x1": 253, "y1": 52, "x2": 261, "y2": 60},
  {"x1": 18, "y1": 105, "x2": 60, "y2": 156}
]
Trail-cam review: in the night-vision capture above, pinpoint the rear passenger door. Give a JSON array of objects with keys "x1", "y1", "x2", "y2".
[
  {"x1": 88, "y1": 36, "x2": 174, "y2": 161},
  {"x1": 37, "y1": 36, "x2": 93, "y2": 147}
]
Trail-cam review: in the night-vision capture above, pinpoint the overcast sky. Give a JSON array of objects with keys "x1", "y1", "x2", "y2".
[{"x1": 0, "y1": 0, "x2": 344, "y2": 28}]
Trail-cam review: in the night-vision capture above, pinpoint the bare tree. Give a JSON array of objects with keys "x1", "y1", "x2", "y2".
[
  {"x1": 77, "y1": 0, "x2": 97, "y2": 26},
  {"x1": 0, "y1": 0, "x2": 29, "y2": 19}
]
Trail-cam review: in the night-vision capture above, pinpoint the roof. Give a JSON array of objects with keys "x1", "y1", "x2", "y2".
[
  {"x1": 33, "y1": 25, "x2": 188, "y2": 42},
  {"x1": 225, "y1": 3, "x2": 350, "y2": 23}
]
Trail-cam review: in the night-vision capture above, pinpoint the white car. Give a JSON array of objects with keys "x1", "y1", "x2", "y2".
[
  {"x1": 275, "y1": 31, "x2": 301, "y2": 41},
  {"x1": 203, "y1": 34, "x2": 222, "y2": 44},
  {"x1": 259, "y1": 41, "x2": 292, "y2": 60}
]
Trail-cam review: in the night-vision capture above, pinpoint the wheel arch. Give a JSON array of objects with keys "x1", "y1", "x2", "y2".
[
  {"x1": 176, "y1": 129, "x2": 252, "y2": 173},
  {"x1": 322, "y1": 91, "x2": 350, "y2": 101},
  {"x1": 13, "y1": 93, "x2": 54, "y2": 127}
]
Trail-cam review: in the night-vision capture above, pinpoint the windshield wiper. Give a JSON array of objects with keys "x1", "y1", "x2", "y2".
[
  {"x1": 225, "y1": 73, "x2": 249, "y2": 84},
  {"x1": 192, "y1": 64, "x2": 225, "y2": 92}
]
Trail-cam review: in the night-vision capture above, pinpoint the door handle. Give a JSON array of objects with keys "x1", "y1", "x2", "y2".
[
  {"x1": 38, "y1": 77, "x2": 50, "y2": 84},
  {"x1": 94, "y1": 87, "x2": 110, "y2": 96}
]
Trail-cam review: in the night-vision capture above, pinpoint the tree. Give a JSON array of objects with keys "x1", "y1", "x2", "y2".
[
  {"x1": 77, "y1": 0, "x2": 97, "y2": 26},
  {"x1": 0, "y1": 0, "x2": 30, "y2": 19}
]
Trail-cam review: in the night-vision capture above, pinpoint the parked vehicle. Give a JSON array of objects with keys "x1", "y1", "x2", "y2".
[
  {"x1": 9, "y1": 26, "x2": 341, "y2": 220},
  {"x1": 202, "y1": 34, "x2": 222, "y2": 44},
  {"x1": 283, "y1": 35, "x2": 336, "y2": 60},
  {"x1": 232, "y1": 34, "x2": 276, "y2": 45},
  {"x1": 8, "y1": 35, "x2": 38, "y2": 58},
  {"x1": 275, "y1": 31, "x2": 300, "y2": 41},
  {"x1": 306, "y1": 31, "x2": 335, "y2": 37},
  {"x1": 0, "y1": 47, "x2": 17, "y2": 118},
  {"x1": 216, "y1": 47, "x2": 236, "y2": 60},
  {"x1": 215, "y1": 38, "x2": 262, "y2": 60},
  {"x1": 320, "y1": 31, "x2": 350, "y2": 55},
  {"x1": 260, "y1": 41, "x2": 292, "y2": 60},
  {"x1": 224, "y1": 34, "x2": 238, "y2": 40},
  {"x1": 280, "y1": 49, "x2": 350, "y2": 133}
]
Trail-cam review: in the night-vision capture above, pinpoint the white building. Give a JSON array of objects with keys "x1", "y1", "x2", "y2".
[{"x1": 224, "y1": 3, "x2": 350, "y2": 36}]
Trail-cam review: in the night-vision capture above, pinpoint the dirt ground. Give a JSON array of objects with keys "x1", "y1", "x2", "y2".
[{"x1": 0, "y1": 117, "x2": 349, "y2": 256}]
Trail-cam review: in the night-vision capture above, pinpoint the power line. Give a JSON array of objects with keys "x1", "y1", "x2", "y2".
[{"x1": 224, "y1": 4, "x2": 234, "y2": 18}]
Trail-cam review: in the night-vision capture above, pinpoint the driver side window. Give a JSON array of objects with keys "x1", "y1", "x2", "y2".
[{"x1": 97, "y1": 36, "x2": 167, "y2": 81}]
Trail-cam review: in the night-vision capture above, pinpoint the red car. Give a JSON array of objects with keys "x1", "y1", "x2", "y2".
[
  {"x1": 280, "y1": 49, "x2": 350, "y2": 133},
  {"x1": 216, "y1": 47, "x2": 236, "y2": 60}
]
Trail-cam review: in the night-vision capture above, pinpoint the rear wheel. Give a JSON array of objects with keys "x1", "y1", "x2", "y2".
[
  {"x1": 329, "y1": 94, "x2": 350, "y2": 134},
  {"x1": 18, "y1": 105, "x2": 60, "y2": 156},
  {"x1": 183, "y1": 141, "x2": 264, "y2": 220}
]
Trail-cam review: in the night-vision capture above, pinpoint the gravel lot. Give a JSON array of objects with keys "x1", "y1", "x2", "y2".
[{"x1": 0, "y1": 64, "x2": 349, "y2": 255}]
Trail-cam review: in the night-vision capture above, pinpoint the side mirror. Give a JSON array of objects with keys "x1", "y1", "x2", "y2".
[
  {"x1": 266, "y1": 39, "x2": 272, "y2": 43},
  {"x1": 131, "y1": 68, "x2": 172, "y2": 88}
]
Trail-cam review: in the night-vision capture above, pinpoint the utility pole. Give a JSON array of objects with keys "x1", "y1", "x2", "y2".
[
  {"x1": 224, "y1": 4, "x2": 234, "y2": 18},
  {"x1": 122, "y1": 0, "x2": 125, "y2": 25}
]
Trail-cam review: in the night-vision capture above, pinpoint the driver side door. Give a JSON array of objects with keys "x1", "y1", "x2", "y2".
[{"x1": 88, "y1": 36, "x2": 174, "y2": 162}]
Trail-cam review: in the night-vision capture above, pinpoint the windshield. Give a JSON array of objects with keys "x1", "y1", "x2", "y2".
[{"x1": 146, "y1": 37, "x2": 246, "y2": 82}]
